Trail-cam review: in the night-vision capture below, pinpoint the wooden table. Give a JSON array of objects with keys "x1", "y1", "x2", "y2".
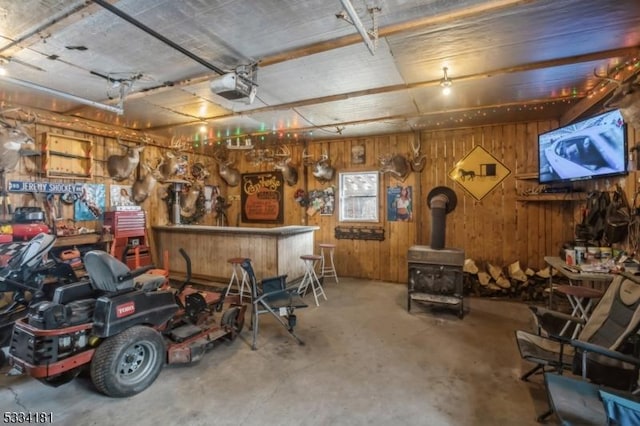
[{"x1": 152, "y1": 225, "x2": 319, "y2": 285}]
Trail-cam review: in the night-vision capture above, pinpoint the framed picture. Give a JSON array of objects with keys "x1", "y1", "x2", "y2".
[
  {"x1": 307, "y1": 186, "x2": 336, "y2": 216},
  {"x1": 351, "y1": 143, "x2": 366, "y2": 164},
  {"x1": 240, "y1": 171, "x2": 284, "y2": 224},
  {"x1": 339, "y1": 171, "x2": 379, "y2": 222}
]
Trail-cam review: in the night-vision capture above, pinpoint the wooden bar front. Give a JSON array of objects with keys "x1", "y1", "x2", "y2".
[{"x1": 152, "y1": 225, "x2": 319, "y2": 285}]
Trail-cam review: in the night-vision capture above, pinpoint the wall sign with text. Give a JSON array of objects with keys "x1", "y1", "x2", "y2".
[{"x1": 241, "y1": 171, "x2": 284, "y2": 224}]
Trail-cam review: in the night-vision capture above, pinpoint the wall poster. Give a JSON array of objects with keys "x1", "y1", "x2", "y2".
[
  {"x1": 74, "y1": 183, "x2": 106, "y2": 221},
  {"x1": 241, "y1": 171, "x2": 284, "y2": 223},
  {"x1": 387, "y1": 185, "x2": 413, "y2": 222},
  {"x1": 110, "y1": 184, "x2": 135, "y2": 208}
]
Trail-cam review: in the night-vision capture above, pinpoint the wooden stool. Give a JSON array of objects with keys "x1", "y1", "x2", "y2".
[
  {"x1": 297, "y1": 254, "x2": 327, "y2": 306},
  {"x1": 225, "y1": 257, "x2": 251, "y2": 301},
  {"x1": 318, "y1": 243, "x2": 338, "y2": 284}
]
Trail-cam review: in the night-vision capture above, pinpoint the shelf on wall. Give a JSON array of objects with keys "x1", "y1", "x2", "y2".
[
  {"x1": 41, "y1": 132, "x2": 93, "y2": 179},
  {"x1": 516, "y1": 193, "x2": 587, "y2": 202},
  {"x1": 515, "y1": 172, "x2": 539, "y2": 180}
]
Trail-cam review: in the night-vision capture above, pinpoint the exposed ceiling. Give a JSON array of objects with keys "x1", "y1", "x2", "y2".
[{"x1": 0, "y1": 0, "x2": 639, "y2": 145}]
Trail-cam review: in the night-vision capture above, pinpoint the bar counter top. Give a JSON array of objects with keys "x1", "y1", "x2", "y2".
[
  {"x1": 152, "y1": 224, "x2": 319, "y2": 285},
  {"x1": 152, "y1": 224, "x2": 319, "y2": 236}
]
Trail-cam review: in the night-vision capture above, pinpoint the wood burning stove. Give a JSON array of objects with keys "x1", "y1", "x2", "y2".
[
  {"x1": 407, "y1": 186, "x2": 465, "y2": 318},
  {"x1": 407, "y1": 246, "x2": 464, "y2": 318}
]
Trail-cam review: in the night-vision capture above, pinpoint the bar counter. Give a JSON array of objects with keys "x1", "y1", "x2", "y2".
[{"x1": 152, "y1": 225, "x2": 319, "y2": 285}]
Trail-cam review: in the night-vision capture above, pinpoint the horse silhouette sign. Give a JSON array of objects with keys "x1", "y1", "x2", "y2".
[{"x1": 448, "y1": 145, "x2": 511, "y2": 201}]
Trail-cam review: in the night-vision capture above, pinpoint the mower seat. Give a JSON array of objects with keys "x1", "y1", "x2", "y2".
[{"x1": 84, "y1": 250, "x2": 164, "y2": 293}]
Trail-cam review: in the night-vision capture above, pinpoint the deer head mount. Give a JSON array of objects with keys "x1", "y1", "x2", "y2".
[
  {"x1": 131, "y1": 160, "x2": 163, "y2": 204},
  {"x1": 213, "y1": 147, "x2": 240, "y2": 187},
  {"x1": 303, "y1": 149, "x2": 336, "y2": 184},
  {"x1": 107, "y1": 137, "x2": 145, "y2": 181},
  {"x1": 0, "y1": 109, "x2": 36, "y2": 173},
  {"x1": 409, "y1": 138, "x2": 427, "y2": 172},
  {"x1": 594, "y1": 68, "x2": 640, "y2": 130},
  {"x1": 379, "y1": 153, "x2": 411, "y2": 182},
  {"x1": 273, "y1": 145, "x2": 299, "y2": 186},
  {"x1": 180, "y1": 163, "x2": 210, "y2": 218},
  {"x1": 157, "y1": 136, "x2": 188, "y2": 182}
]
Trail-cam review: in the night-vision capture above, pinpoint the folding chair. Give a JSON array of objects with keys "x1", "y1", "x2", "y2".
[
  {"x1": 240, "y1": 259, "x2": 308, "y2": 350},
  {"x1": 543, "y1": 346, "x2": 640, "y2": 425},
  {"x1": 515, "y1": 273, "x2": 640, "y2": 390}
]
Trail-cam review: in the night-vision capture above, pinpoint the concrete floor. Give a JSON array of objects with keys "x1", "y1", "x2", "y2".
[{"x1": 1, "y1": 278, "x2": 559, "y2": 426}]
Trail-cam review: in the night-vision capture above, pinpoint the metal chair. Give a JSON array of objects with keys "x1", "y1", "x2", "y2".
[
  {"x1": 240, "y1": 259, "x2": 308, "y2": 350},
  {"x1": 515, "y1": 273, "x2": 640, "y2": 389}
]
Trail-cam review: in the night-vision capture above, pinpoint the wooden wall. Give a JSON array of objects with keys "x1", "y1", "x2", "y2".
[{"x1": 7, "y1": 115, "x2": 640, "y2": 284}]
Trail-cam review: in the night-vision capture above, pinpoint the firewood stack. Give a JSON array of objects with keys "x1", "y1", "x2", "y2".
[{"x1": 463, "y1": 258, "x2": 564, "y2": 301}]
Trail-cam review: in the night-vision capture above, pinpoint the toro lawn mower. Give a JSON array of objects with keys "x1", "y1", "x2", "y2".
[
  {"x1": 8, "y1": 246, "x2": 246, "y2": 397},
  {"x1": 0, "y1": 233, "x2": 78, "y2": 367}
]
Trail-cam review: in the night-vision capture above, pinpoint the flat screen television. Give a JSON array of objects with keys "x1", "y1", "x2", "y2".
[{"x1": 538, "y1": 108, "x2": 627, "y2": 184}]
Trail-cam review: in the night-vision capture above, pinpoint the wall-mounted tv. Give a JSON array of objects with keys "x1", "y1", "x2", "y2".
[{"x1": 538, "y1": 109, "x2": 627, "y2": 184}]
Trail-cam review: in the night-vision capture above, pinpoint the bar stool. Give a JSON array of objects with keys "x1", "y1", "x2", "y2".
[
  {"x1": 297, "y1": 254, "x2": 327, "y2": 306},
  {"x1": 225, "y1": 257, "x2": 251, "y2": 301},
  {"x1": 318, "y1": 243, "x2": 339, "y2": 284}
]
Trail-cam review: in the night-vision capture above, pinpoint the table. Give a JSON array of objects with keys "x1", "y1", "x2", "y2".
[
  {"x1": 544, "y1": 256, "x2": 614, "y2": 337},
  {"x1": 554, "y1": 284, "x2": 604, "y2": 338}
]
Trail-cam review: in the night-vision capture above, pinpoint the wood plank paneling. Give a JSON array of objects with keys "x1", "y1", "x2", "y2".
[{"x1": 11, "y1": 113, "x2": 637, "y2": 284}]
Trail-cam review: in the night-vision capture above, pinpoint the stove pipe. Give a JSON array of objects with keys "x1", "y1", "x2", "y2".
[{"x1": 427, "y1": 186, "x2": 457, "y2": 250}]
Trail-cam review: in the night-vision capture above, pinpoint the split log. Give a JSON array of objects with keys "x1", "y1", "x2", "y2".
[
  {"x1": 488, "y1": 263, "x2": 504, "y2": 281},
  {"x1": 496, "y1": 276, "x2": 511, "y2": 289},
  {"x1": 478, "y1": 272, "x2": 491, "y2": 286},
  {"x1": 508, "y1": 261, "x2": 528, "y2": 282},
  {"x1": 487, "y1": 282, "x2": 502, "y2": 291},
  {"x1": 536, "y1": 267, "x2": 552, "y2": 278},
  {"x1": 463, "y1": 258, "x2": 479, "y2": 274}
]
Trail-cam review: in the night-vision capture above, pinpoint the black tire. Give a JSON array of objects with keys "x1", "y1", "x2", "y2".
[
  {"x1": 90, "y1": 326, "x2": 165, "y2": 398},
  {"x1": 0, "y1": 349, "x2": 5, "y2": 368},
  {"x1": 0, "y1": 330, "x2": 11, "y2": 348},
  {"x1": 221, "y1": 306, "x2": 244, "y2": 339}
]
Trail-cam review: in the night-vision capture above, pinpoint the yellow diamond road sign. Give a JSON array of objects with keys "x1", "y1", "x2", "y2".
[{"x1": 448, "y1": 145, "x2": 511, "y2": 201}]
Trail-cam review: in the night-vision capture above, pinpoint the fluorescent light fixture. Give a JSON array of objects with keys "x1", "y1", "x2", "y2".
[
  {"x1": 339, "y1": 0, "x2": 377, "y2": 55},
  {"x1": 0, "y1": 75, "x2": 124, "y2": 115}
]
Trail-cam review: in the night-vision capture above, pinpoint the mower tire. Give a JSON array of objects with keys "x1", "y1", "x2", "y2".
[
  {"x1": 90, "y1": 325, "x2": 165, "y2": 398},
  {"x1": 221, "y1": 306, "x2": 244, "y2": 339}
]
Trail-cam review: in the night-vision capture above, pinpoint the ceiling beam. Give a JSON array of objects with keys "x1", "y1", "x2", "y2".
[
  {"x1": 145, "y1": 47, "x2": 638, "y2": 132},
  {"x1": 261, "y1": 0, "x2": 537, "y2": 66},
  {"x1": 103, "y1": 0, "x2": 538, "y2": 104},
  {"x1": 560, "y1": 62, "x2": 640, "y2": 125},
  {"x1": 0, "y1": 1, "x2": 118, "y2": 57}
]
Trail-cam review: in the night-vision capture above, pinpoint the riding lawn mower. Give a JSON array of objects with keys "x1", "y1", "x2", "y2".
[
  {"x1": 5, "y1": 235, "x2": 246, "y2": 397},
  {"x1": 0, "y1": 233, "x2": 78, "y2": 367}
]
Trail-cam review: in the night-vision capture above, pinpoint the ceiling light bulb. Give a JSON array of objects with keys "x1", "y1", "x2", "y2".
[
  {"x1": 199, "y1": 123, "x2": 207, "y2": 133},
  {"x1": 439, "y1": 66, "x2": 452, "y2": 95}
]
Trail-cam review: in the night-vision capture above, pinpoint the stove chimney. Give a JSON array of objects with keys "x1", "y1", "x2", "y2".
[{"x1": 427, "y1": 186, "x2": 457, "y2": 250}]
